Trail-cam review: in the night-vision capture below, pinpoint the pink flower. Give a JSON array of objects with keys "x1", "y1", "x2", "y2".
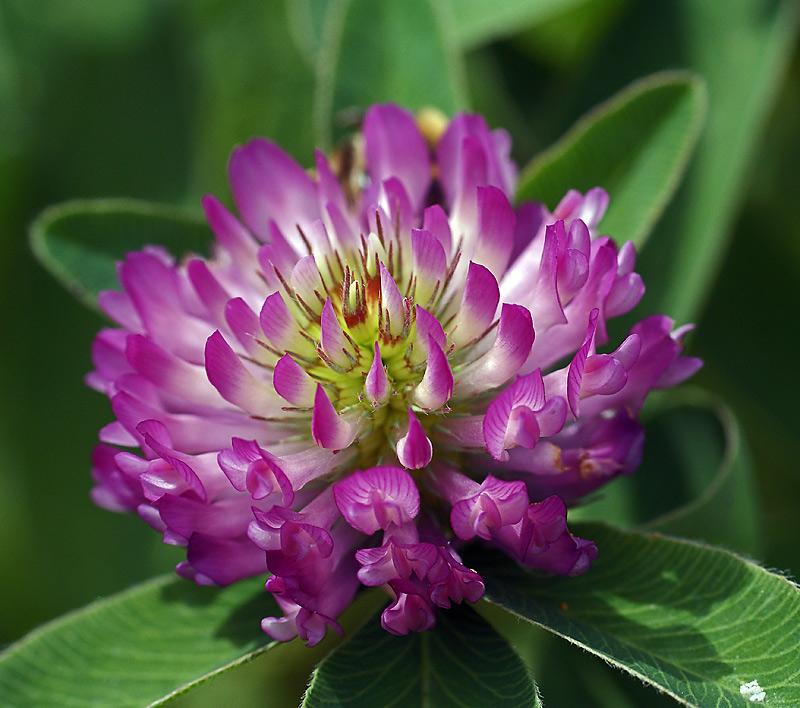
[{"x1": 89, "y1": 104, "x2": 701, "y2": 645}]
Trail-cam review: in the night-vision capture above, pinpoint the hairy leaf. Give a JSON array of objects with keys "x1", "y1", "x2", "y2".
[
  {"x1": 517, "y1": 72, "x2": 706, "y2": 248},
  {"x1": 30, "y1": 199, "x2": 211, "y2": 312},
  {"x1": 303, "y1": 603, "x2": 540, "y2": 707},
  {"x1": 475, "y1": 524, "x2": 800, "y2": 708},
  {"x1": 0, "y1": 575, "x2": 276, "y2": 708}
]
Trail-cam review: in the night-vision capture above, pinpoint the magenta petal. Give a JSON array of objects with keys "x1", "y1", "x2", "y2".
[
  {"x1": 396, "y1": 409, "x2": 433, "y2": 470},
  {"x1": 607, "y1": 272, "x2": 645, "y2": 318},
  {"x1": 612, "y1": 333, "x2": 642, "y2": 370},
  {"x1": 258, "y1": 223, "x2": 301, "y2": 279},
  {"x1": 381, "y1": 589, "x2": 436, "y2": 635},
  {"x1": 228, "y1": 138, "x2": 319, "y2": 245},
  {"x1": 304, "y1": 217, "x2": 335, "y2": 254},
  {"x1": 448, "y1": 134, "x2": 487, "y2": 238},
  {"x1": 473, "y1": 186, "x2": 515, "y2": 278},
  {"x1": 205, "y1": 331, "x2": 278, "y2": 414},
  {"x1": 422, "y1": 204, "x2": 452, "y2": 255},
  {"x1": 567, "y1": 218, "x2": 590, "y2": 253},
  {"x1": 566, "y1": 309, "x2": 599, "y2": 417},
  {"x1": 356, "y1": 540, "x2": 438, "y2": 586},
  {"x1": 257, "y1": 447, "x2": 337, "y2": 493},
  {"x1": 553, "y1": 187, "x2": 609, "y2": 229},
  {"x1": 455, "y1": 303, "x2": 535, "y2": 396},
  {"x1": 414, "y1": 306, "x2": 447, "y2": 361},
  {"x1": 334, "y1": 466, "x2": 420, "y2": 534},
  {"x1": 90, "y1": 445, "x2": 144, "y2": 513},
  {"x1": 311, "y1": 385, "x2": 358, "y2": 450},
  {"x1": 452, "y1": 261, "x2": 500, "y2": 348},
  {"x1": 126, "y1": 335, "x2": 220, "y2": 408},
  {"x1": 535, "y1": 396, "x2": 568, "y2": 437},
  {"x1": 532, "y1": 220, "x2": 569, "y2": 329},
  {"x1": 483, "y1": 370, "x2": 546, "y2": 461},
  {"x1": 291, "y1": 255, "x2": 326, "y2": 316},
  {"x1": 500, "y1": 219, "x2": 562, "y2": 326},
  {"x1": 97, "y1": 288, "x2": 140, "y2": 332},
  {"x1": 439, "y1": 415, "x2": 486, "y2": 447},
  {"x1": 136, "y1": 420, "x2": 205, "y2": 501},
  {"x1": 505, "y1": 409, "x2": 540, "y2": 452},
  {"x1": 158, "y1": 494, "x2": 250, "y2": 539},
  {"x1": 109, "y1": 388, "x2": 260, "y2": 454},
  {"x1": 381, "y1": 177, "x2": 415, "y2": 237},
  {"x1": 260, "y1": 292, "x2": 312, "y2": 357},
  {"x1": 217, "y1": 437, "x2": 294, "y2": 504},
  {"x1": 314, "y1": 150, "x2": 357, "y2": 248},
  {"x1": 450, "y1": 475, "x2": 528, "y2": 541},
  {"x1": 437, "y1": 113, "x2": 516, "y2": 208},
  {"x1": 363, "y1": 104, "x2": 430, "y2": 213},
  {"x1": 427, "y1": 546, "x2": 485, "y2": 608},
  {"x1": 380, "y1": 263, "x2": 406, "y2": 338},
  {"x1": 224, "y1": 297, "x2": 264, "y2": 359},
  {"x1": 364, "y1": 342, "x2": 391, "y2": 406},
  {"x1": 118, "y1": 251, "x2": 210, "y2": 360},
  {"x1": 519, "y1": 496, "x2": 599, "y2": 576},
  {"x1": 262, "y1": 569, "x2": 356, "y2": 647},
  {"x1": 184, "y1": 533, "x2": 267, "y2": 586},
  {"x1": 557, "y1": 248, "x2": 590, "y2": 303},
  {"x1": 99, "y1": 419, "x2": 137, "y2": 448},
  {"x1": 325, "y1": 200, "x2": 358, "y2": 253},
  {"x1": 186, "y1": 259, "x2": 229, "y2": 326},
  {"x1": 412, "y1": 229, "x2": 448, "y2": 308},
  {"x1": 88, "y1": 328, "x2": 131, "y2": 392},
  {"x1": 656, "y1": 356, "x2": 704, "y2": 389},
  {"x1": 201, "y1": 194, "x2": 258, "y2": 257},
  {"x1": 582, "y1": 354, "x2": 628, "y2": 396},
  {"x1": 577, "y1": 187, "x2": 609, "y2": 228},
  {"x1": 273, "y1": 354, "x2": 316, "y2": 407},
  {"x1": 320, "y1": 298, "x2": 354, "y2": 370},
  {"x1": 412, "y1": 336, "x2": 454, "y2": 411}
]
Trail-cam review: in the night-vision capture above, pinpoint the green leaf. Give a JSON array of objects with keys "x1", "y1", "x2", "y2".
[
  {"x1": 640, "y1": 0, "x2": 799, "y2": 322},
  {"x1": 303, "y1": 603, "x2": 540, "y2": 707},
  {"x1": 517, "y1": 71, "x2": 707, "y2": 248},
  {"x1": 447, "y1": 0, "x2": 594, "y2": 49},
  {"x1": 570, "y1": 389, "x2": 761, "y2": 556},
  {"x1": 474, "y1": 523, "x2": 800, "y2": 708},
  {"x1": 29, "y1": 199, "x2": 212, "y2": 312},
  {"x1": 314, "y1": 0, "x2": 467, "y2": 147},
  {"x1": 0, "y1": 575, "x2": 278, "y2": 708}
]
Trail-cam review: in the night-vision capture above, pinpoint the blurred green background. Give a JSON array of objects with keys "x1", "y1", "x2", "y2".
[{"x1": 1, "y1": 0, "x2": 798, "y2": 705}]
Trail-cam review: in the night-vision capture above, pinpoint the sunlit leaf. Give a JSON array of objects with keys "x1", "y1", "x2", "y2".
[
  {"x1": 0, "y1": 575, "x2": 277, "y2": 708},
  {"x1": 474, "y1": 524, "x2": 800, "y2": 708},
  {"x1": 517, "y1": 72, "x2": 706, "y2": 248},
  {"x1": 29, "y1": 199, "x2": 211, "y2": 312},
  {"x1": 303, "y1": 604, "x2": 541, "y2": 707}
]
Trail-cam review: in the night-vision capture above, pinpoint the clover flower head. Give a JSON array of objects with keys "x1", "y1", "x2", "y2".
[{"x1": 89, "y1": 104, "x2": 701, "y2": 645}]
